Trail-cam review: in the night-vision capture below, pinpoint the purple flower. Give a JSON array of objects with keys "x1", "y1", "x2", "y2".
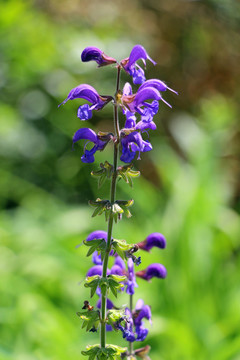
[
  {"x1": 134, "y1": 304, "x2": 152, "y2": 326},
  {"x1": 135, "y1": 325, "x2": 149, "y2": 342},
  {"x1": 118, "y1": 308, "x2": 135, "y2": 342},
  {"x1": 58, "y1": 84, "x2": 112, "y2": 120},
  {"x1": 137, "y1": 232, "x2": 166, "y2": 252},
  {"x1": 81, "y1": 47, "x2": 117, "y2": 67},
  {"x1": 122, "y1": 85, "x2": 161, "y2": 114},
  {"x1": 136, "y1": 263, "x2": 167, "y2": 281},
  {"x1": 133, "y1": 299, "x2": 152, "y2": 342},
  {"x1": 121, "y1": 45, "x2": 156, "y2": 85},
  {"x1": 126, "y1": 258, "x2": 138, "y2": 295},
  {"x1": 72, "y1": 127, "x2": 109, "y2": 163},
  {"x1": 120, "y1": 131, "x2": 152, "y2": 163}
]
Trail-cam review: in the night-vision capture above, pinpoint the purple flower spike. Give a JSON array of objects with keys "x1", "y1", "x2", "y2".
[
  {"x1": 81, "y1": 47, "x2": 117, "y2": 67},
  {"x1": 138, "y1": 232, "x2": 166, "y2": 252},
  {"x1": 58, "y1": 84, "x2": 112, "y2": 120},
  {"x1": 121, "y1": 45, "x2": 156, "y2": 85},
  {"x1": 136, "y1": 263, "x2": 167, "y2": 281},
  {"x1": 72, "y1": 128, "x2": 108, "y2": 163}
]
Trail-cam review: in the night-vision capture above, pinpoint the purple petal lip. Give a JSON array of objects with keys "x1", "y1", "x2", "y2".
[
  {"x1": 139, "y1": 79, "x2": 178, "y2": 95},
  {"x1": 86, "y1": 230, "x2": 108, "y2": 242},
  {"x1": 134, "y1": 87, "x2": 161, "y2": 107},
  {"x1": 136, "y1": 263, "x2": 167, "y2": 281},
  {"x1": 127, "y1": 44, "x2": 156, "y2": 68},
  {"x1": 58, "y1": 84, "x2": 99, "y2": 107},
  {"x1": 138, "y1": 232, "x2": 166, "y2": 252},
  {"x1": 72, "y1": 128, "x2": 98, "y2": 144}
]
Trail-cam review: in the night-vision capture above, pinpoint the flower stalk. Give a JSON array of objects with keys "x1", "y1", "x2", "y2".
[{"x1": 100, "y1": 65, "x2": 121, "y2": 348}]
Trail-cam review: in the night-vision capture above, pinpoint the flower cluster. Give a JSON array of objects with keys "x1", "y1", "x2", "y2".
[{"x1": 59, "y1": 45, "x2": 177, "y2": 164}]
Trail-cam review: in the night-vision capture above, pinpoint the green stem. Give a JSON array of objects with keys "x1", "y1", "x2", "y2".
[
  {"x1": 128, "y1": 294, "x2": 134, "y2": 357},
  {"x1": 100, "y1": 65, "x2": 121, "y2": 348}
]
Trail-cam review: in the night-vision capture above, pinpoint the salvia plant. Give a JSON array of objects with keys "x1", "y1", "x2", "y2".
[{"x1": 59, "y1": 45, "x2": 177, "y2": 360}]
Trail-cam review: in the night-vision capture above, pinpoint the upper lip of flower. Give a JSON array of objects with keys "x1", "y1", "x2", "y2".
[
  {"x1": 58, "y1": 83, "x2": 113, "y2": 109},
  {"x1": 120, "y1": 45, "x2": 156, "y2": 85},
  {"x1": 81, "y1": 46, "x2": 117, "y2": 67}
]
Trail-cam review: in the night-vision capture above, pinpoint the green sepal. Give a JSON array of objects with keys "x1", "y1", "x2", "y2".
[
  {"x1": 89, "y1": 198, "x2": 111, "y2": 219},
  {"x1": 82, "y1": 344, "x2": 127, "y2": 360},
  {"x1": 107, "y1": 275, "x2": 125, "y2": 298},
  {"x1": 83, "y1": 239, "x2": 107, "y2": 259},
  {"x1": 76, "y1": 310, "x2": 100, "y2": 332},
  {"x1": 112, "y1": 239, "x2": 134, "y2": 260},
  {"x1": 114, "y1": 200, "x2": 134, "y2": 218},
  {"x1": 91, "y1": 161, "x2": 114, "y2": 188},
  {"x1": 84, "y1": 275, "x2": 101, "y2": 298},
  {"x1": 117, "y1": 163, "x2": 140, "y2": 188}
]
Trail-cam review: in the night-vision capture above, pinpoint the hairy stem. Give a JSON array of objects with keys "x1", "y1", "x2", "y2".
[{"x1": 100, "y1": 65, "x2": 121, "y2": 348}]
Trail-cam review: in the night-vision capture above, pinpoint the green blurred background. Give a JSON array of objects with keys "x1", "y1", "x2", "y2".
[{"x1": 0, "y1": 0, "x2": 240, "y2": 359}]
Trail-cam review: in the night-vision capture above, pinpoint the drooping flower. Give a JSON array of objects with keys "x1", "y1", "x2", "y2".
[
  {"x1": 81, "y1": 47, "x2": 117, "y2": 67},
  {"x1": 136, "y1": 263, "x2": 167, "y2": 281},
  {"x1": 58, "y1": 84, "x2": 113, "y2": 120},
  {"x1": 137, "y1": 232, "x2": 166, "y2": 252},
  {"x1": 121, "y1": 45, "x2": 156, "y2": 85},
  {"x1": 72, "y1": 127, "x2": 110, "y2": 163}
]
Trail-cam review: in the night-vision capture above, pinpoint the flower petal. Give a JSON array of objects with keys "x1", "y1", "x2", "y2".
[
  {"x1": 72, "y1": 127, "x2": 97, "y2": 144},
  {"x1": 128, "y1": 45, "x2": 156, "y2": 68}
]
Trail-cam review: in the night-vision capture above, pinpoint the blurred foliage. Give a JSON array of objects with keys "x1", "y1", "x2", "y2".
[{"x1": 0, "y1": 0, "x2": 240, "y2": 359}]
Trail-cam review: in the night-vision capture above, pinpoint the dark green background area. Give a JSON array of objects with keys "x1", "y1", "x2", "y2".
[{"x1": 0, "y1": 1, "x2": 240, "y2": 359}]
